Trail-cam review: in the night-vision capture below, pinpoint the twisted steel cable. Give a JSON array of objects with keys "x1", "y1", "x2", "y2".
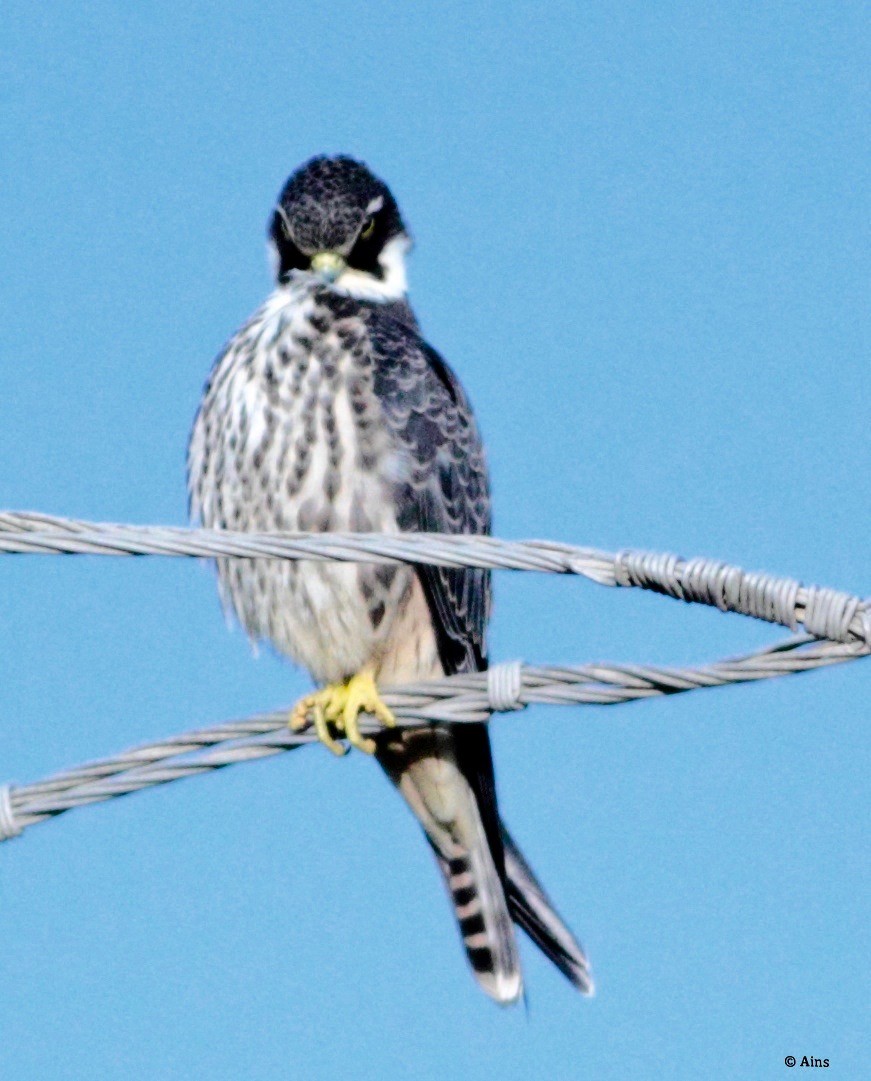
[
  {"x1": 0, "y1": 511, "x2": 867, "y2": 843},
  {"x1": 0, "y1": 512, "x2": 868, "y2": 643}
]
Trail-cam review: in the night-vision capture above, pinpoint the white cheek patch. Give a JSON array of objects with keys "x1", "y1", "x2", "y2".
[
  {"x1": 332, "y1": 233, "x2": 411, "y2": 302},
  {"x1": 266, "y1": 238, "x2": 281, "y2": 280},
  {"x1": 377, "y1": 233, "x2": 411, "y2": 291}
]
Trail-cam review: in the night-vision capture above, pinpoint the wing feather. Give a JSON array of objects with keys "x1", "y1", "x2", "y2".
[{"x1": 371, "y1": 325, "x2": 491, "y2": 676}]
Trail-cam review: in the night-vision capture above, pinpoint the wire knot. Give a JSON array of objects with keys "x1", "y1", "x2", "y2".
[
  {"x1": 487, "y1": 661, "x2": 525, "y2": 712},
  {"x1": 0, "y1": 785, "x2": 21, "y2": 843}
]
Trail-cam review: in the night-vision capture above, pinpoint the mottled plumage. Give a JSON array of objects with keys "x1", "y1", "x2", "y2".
[{"x1": 188, "y1": 155, "x2": 591, "y2": 1002}]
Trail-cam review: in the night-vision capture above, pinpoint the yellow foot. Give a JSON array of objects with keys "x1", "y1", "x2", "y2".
[{"x1": 290, "y1": 669, "x2": 396, "y2": 755}]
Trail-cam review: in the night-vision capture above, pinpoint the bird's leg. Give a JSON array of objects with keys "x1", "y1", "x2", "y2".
[
  {"x1": 341, "y1": 668, "x2": 397, "y2": 754},
  {"x1": 311, "y1": 699, "x2": 348, "y2": 757},
  {"x1": 290, "y1": 684, "x2": 348, "y2": 756},
  {"x1": 289, "y1": 667, "x2": 396, "y2": 755}
]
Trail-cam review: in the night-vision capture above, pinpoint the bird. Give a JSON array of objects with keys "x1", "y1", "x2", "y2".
[{"x1": 187, "y1": 155, "x2": 592, "y2": 1003}]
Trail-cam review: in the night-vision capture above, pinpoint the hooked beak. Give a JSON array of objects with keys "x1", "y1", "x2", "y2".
[{"x1": 310, "y1": 251, "x2": 347, "y2": 282}]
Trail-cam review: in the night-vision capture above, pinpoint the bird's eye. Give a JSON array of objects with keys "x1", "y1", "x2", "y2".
[{"x1": 359, "y1": 217, "x2": 376, "y2": 241}]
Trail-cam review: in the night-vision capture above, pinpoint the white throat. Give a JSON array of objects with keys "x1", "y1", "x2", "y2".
[
  {"x1": 268, "y1": 233, "x2": 411, "y2": 303},
  {"x1": 330, "y1": 233, "x2": 411, "y2": 302}
]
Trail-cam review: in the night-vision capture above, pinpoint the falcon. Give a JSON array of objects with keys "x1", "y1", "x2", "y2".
[{"x1": 188, "y1": 155, "x2": 592, "y2": 1002}]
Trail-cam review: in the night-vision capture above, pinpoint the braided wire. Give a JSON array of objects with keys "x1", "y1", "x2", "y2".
[
  {"x1": 1, "y1": 512, "x2": 868, "y2": 645},
  {"x1": 2, "y1": 636, "x2": 865, "y2": 842},
  {"x1": 0, "y1": 510, "x2": 867, "y2": 844}
]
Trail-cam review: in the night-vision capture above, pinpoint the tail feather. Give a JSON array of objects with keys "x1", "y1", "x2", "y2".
[
  {"x1": 502, "y1": 826, "x2": 594, "y2": 995},
  {"x1": 376, "y1": 724, "x2": 522, "y2": 1004},
  {"x1": 434, "y1": 840, "x2": 521, "y2": 1003},
  {"x1": 376, "y1": 724, "x2": 592, "y2": 1002}
]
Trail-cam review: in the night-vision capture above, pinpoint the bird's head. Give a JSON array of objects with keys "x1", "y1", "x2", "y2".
[{"x1": 269, "y1": 155, "x2": 411, "y2": 301}]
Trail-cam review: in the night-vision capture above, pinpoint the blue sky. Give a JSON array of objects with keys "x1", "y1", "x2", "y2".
[{"x1": 0, "y1": 2, "x2": 867, "y2": 1078}]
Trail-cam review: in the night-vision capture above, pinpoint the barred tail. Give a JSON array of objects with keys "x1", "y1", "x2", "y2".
[
  {"x1": 376, "y1": 724, "x2": 522, "y2": 1004},
  {"x1": 433, "y1": 819, "x2": 522, "y2": 1004}
]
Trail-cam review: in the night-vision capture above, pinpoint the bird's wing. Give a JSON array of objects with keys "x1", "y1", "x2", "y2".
[
  {"x1": 369, "y1": 318, "x2": 500, "y2": 855},
  {"x1": 370, "y1": 322, "x2": 491, "y2": 675},
  {"x1": 366, "y1": 313, "x2": 523, "y2": 1001}
]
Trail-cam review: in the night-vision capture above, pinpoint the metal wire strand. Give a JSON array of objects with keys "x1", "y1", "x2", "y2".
[
  {"x1": 0, "y1": 511, "x2": 867, "y2": 844},
  {"x1": 2, "y1": 636, "x2": 866, "y2": 843},
  {"x1": 0, "y1": 511, "x2": 868, "y2": 644}
]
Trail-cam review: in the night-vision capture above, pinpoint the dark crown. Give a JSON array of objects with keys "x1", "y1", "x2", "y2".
[{"x1": 269, "y1": 156, "x2": 407, "y2": 282}]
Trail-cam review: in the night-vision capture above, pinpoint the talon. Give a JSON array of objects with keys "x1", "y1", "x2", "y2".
[
  {"x1": 289, "y1": 669, "x2": 395, "y2": 756},
  {"x1": 312, "y1": 702, "x2": 347, "y2": 757},
  {"x1": 290, "y1": 697, "x2": 312, "y2": 732},
  {"x1": 289, "y1": 688, "x2": 347, "y2": 755},
  {"x1": 342, "y1": 709, "x2": 376, "y2": 755},
  {"x1": 342, "y1": 669, "x2": 396, "y2": 755}
]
